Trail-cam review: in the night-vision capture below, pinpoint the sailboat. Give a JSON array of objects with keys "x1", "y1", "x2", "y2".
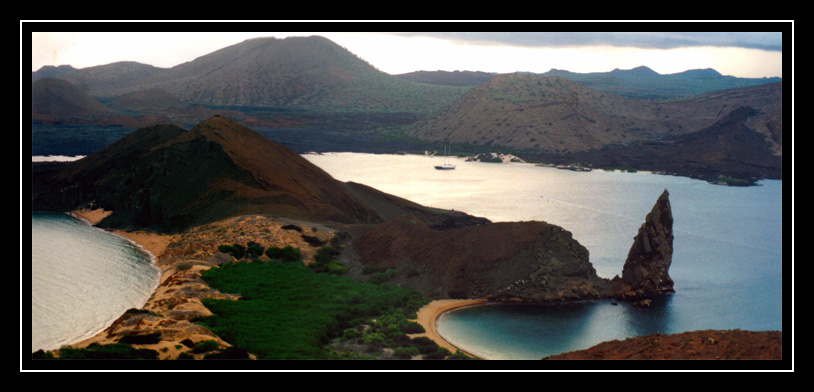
[{"x1": 434, "y1": 145, "x2": 456, "y2": 170}]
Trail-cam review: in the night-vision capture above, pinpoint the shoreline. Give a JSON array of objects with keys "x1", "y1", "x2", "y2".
[
  {"x1": 63, "y1": 209, "x2": 195, "y2": 358},
  {"x1": 411, "y1": 298, "x2": 488, "y2": 358},
  {"x1": 61, "y1": 209, "x2": 490, "y2": 360}
]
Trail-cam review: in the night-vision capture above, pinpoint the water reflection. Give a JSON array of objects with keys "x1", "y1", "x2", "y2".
[
  {"x1": 437, "y1": 296, "x2": 675, "y2": 360},
  {"x1": 618, "y1": 295, "x2": 675, "y2": 337}
]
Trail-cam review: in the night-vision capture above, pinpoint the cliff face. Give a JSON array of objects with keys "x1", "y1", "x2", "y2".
[
  {"x1": 351, "y1": 216, "x2": 610, "y2": 300},
  {"x1": 351, "y1": 190, "x2": 676, "y2": 303}
]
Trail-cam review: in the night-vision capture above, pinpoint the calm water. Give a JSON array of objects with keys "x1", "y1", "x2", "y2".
[
  {"x1": 30, "y1": 212, "x2": 160, "y2": 352},
  {"x1": 304, "y1": 152, "x2": 784, "y2": 360}
]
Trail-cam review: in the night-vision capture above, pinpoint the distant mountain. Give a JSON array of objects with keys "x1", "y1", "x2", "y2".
[
  {"x1": 542, "y1": 65, "x2": 782, "y2": 100},
  {"x1": 394, "y1": 70, "x2": 497, "y2": 86},
  {"x1": 409, "y1": 73, "x2": 782, "y2": 155},
  {"x1": 535, "y1": 106, "x2": 783, "y2": 184},
  {"x1": 390, "y1": 65, "x2": 780, "y2": 101},
  {"x1": 31, "y1": 78, "x2": 113, "y2": 121},
  {"x1": 107, "y1": 88, "x2": 186, "y2": 111},
  {"x1": 31, "y1": 65, "x2": 77, "y2": 82},
  {"x1": 59, "y1": 61, "x2": 166, "y2": 97},
  {"x1": 40, "y1": 36, "x2": 470, "y2": 114},
  {"x1": 608, "y1": 65, "x2": 660, "y2": 77},
  {"x1": 32, "y1": 116, "x2": 484, "y2": 231}
]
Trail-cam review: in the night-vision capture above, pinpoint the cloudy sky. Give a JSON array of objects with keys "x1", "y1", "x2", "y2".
[{"x1": 28, "y1": 24, "x2": 787, "y2": 78}]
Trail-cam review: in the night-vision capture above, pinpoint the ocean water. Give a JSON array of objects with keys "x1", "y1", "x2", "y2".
[
  {"x1": 304, "y1": 152, "x2": 784, "y2": 360},
  {"x1": 30, "y1": 212, "x2": 161, "y2": 352}
]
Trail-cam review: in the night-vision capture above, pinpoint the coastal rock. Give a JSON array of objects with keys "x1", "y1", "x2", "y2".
[
  {"x1": 615, "y1": 189, "x2": 675, "y2": 299},
  {"x1": 351, "y1": 215, "x2": 610, "y2": 301},
  {"x1": 352, "y1": 190, "x2": 677, "y2": 303}
]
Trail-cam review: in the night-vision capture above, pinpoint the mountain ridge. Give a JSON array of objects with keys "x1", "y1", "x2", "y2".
[
  {"x1": 34, "y1": 36, "x2": 471, "y2": 114},
  {"x1": 409, "y1": 73, "x2": 781, "y2": 155}
]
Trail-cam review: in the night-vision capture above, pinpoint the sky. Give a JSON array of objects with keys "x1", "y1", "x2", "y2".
[{"x1": 28, "y1": 25, "x2": 787, "y2": 79}]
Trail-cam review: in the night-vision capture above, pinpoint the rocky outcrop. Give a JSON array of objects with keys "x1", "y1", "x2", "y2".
[
  {"x1": 613, "y1": 189, "x2": 675, "y2": 300},
  {"x1": 542, "y1": 329, "x2": 782, "y2": 360},
  {"x1": 351, "y1": 215, "x2": 610, "y2": 300},
  {"x1": 352, "y1": 189, "x2": 676, "y2": 304}
]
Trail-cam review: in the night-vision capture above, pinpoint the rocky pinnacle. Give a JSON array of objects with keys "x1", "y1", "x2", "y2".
[{"x1": 618, "y1": 189, "x2": 675, "y2": 298}]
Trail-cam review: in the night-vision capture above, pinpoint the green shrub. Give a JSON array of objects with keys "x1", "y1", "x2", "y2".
[
  {"x1": 409, "y1": 336, "x2": 441, "y2": 355},
  {"x1": 343, "y1": 328, "x2": 361, "y2": 339},
  {"x1": 448, "y1": 350, "x2": 476, "y2": 360},
  {"x1": 393, "y1": 346, "x2": 420, "y2": 359},
  {"x1": 246, "y1": 242, "x2": 265, "y2": 259},
  {"x1": 55, "y1": 343, "x2": 159, "y2": 360},
  {"x1": 265, "y1": 246, "x2": 302, "y2": 263},
  {"x1": 309, "y1": 246, "x2": 347, "y2": 275},
  {"x1": 368, "y1": 268, "x2": 398, "y2": 284},
  {"x1": 422, "y1": 347, "x2": 452, "y2": 360},
  {"x1": 192, "y1": 340, "x2": 220, "y2": 354},
  {"x1": 198, "y1": 261, "x2": 427, "y2": 360},
  {"x1": 218, "y1": 244, "x2": 246, "y2": 259},
  {"x1": 301, "y1": 234, "x2": 326, "y2": 247},
  {"x1": 314, "y1": 246, "x2": 341, "y2": 264}
]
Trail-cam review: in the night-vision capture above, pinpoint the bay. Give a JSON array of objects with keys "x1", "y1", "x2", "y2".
[
  {"x1": 30, "y1": 212, "x2": 161, "y2": 352},
  {"x1": 304, "y1": 152, "x2": 783, "y2": 360}
]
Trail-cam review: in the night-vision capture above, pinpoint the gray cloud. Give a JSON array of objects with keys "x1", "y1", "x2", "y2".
[{"x1": 383, "y1": 31, "x2": 783, "y2": 52}]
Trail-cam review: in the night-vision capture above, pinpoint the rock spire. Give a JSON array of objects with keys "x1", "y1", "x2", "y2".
[{"x1": 616, "y1": 189, "x2": 675, "y2": 299}]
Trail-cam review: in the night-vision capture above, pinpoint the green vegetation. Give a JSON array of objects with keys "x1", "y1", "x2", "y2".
[
  {"x1": 714, "y1": 175, "x2": 753, "y2": 186},
  {"x1": 602, "y1": 165, "x2": 639, "y2": 173},
  {"x1": 218, "y1": 243, "x2": 247, "y2": 259},
  {"x1": 192, "y1": 340, "x2": 220, "y2": 354},
  {"x1": 367, "y1": 268, "x2": 398, "y2": 284},
  {"x1": 197, "y1": 260, "x2": 433, "y2": 359},
  {"x1": 264, "y1": 245, "x2": 303, "y2": 263},
  {"x1": 33, "y1": 343, "x2": 159, "y2": 360},
  {"x1": 308, "y1": 246, "x2": 347, "y2": 275}
]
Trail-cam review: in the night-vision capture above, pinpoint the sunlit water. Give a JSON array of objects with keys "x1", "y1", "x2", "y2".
[
  {"x1": 304, "y1": 152, "x2": 784, "y2": 360},
  {"x1": 30, "y1": 212, "x2": 161, "y2": 352}
]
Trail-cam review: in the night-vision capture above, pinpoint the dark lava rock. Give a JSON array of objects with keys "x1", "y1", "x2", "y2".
[{"x1": 614, "y1": 189, "x2": 675, "y2": 299}]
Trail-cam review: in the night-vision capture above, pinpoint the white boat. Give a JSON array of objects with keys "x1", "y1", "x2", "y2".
[{"x1": 434, "y1": 146, "x2": 456, "y2": 170}]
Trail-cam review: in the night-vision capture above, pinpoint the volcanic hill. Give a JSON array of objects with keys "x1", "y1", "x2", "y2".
[
  {"x1": 32, "y1": 78, "x2": 113, "y2": 122},
  {"x1": 409, "y1": 73, "x2": 782, "y2": 155},
  {"x1": 46, "y1": 36, "x2": 470, "y2": 113},
  {"x1": 31, "y1": 116, "x2": 484, "y2": 232}
]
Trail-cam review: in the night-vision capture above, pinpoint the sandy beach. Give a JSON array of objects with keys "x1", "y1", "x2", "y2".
[
  {"x1": 58, "y1": 209, "x2": 487, "y2": 359},
  {"x1": 411, "y1": 298, "x2": 488, "y2": 357}
]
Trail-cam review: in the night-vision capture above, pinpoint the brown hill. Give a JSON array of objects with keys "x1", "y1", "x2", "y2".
[
  {"x1": 59, "y1": 61, "x2": 166, "y2": 97},
  {"x1": 31, "y1": 115, "x2": 482, "y2": 232},
  {"x1": 537, "y1": 106, "x2": 783, "y2": 184},
  {"x1": 31, "y1": 78, "x2": 113, "y2": 121},
  {"x1": 394, "y1": 70, "x2": 497, "y2": 86},
  {"x1": 351, "y1": 215, "x2": 610, "y2": 300},
  {"x1": 409, "y1": 73, "x2": 782, "y2": 155},
  {"x1": 542, "y1": 330, "x2": 783, "y2": 360},
  {"x1": 108, "y1": 87, "x2": 186, "y2": 111}
]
